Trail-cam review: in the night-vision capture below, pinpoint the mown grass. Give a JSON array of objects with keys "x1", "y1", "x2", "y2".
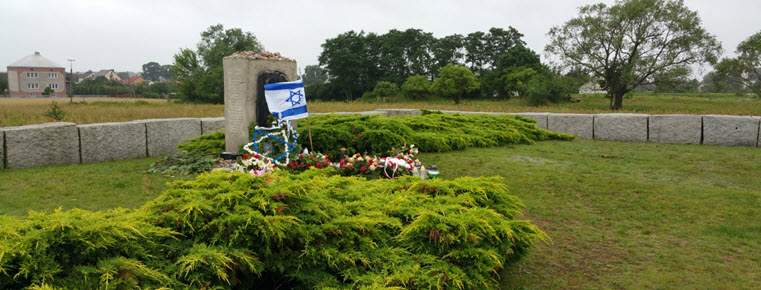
[
  {"x1": 0, "y1": 158, "x2": 191, "y2": 216},
  {"x1": 1, "y1": 140, "x2": 759, "y2": 288},
  {"x1": 2, "y1": 93, "x2": 760, "y2": 126}
]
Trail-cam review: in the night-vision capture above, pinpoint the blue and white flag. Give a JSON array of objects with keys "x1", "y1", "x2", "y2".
[{"x1": 264, "y1": 80, "x2": 308, "y2": 120}]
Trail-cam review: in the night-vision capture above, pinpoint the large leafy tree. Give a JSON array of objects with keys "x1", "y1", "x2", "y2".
[
  {"x1": 142, "y1": 62, "x2": 175, "y2": 82},
  {"x1": 319, "y1": 30, "x2": 377, "y2": 101},
  {"x1": 546, "y1": 0, "x2": 722, "y2": 110},
  {"x1": 197, "y1": 24, "x2": 263, "y2": 69},
  {"x1": 430, "y1": 64, "x2": 479, "y2": 104},
  {"x1": 302, "y1": 65, "x2": 328, "y2": 86},
  {"x1": 172, "y1": 24, "x2": 263, "y2": 103},
  {"x1": 170, "y1": 49, "x2": 203, "y2": 102},
  {"x1": 714, "y1": 31, "x2": 761, "y2": 98}
]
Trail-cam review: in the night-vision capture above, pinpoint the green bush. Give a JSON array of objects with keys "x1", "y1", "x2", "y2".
[
  {"x1": 44, "y1": 101, "x2": 66, "y2": 121},
  {"x1": 146, "y1": 150, "x2": 216, "y2": 175},
  {"x1": 177, "y1": 131, "x2": 225, "y2": 153},
  {"x1": 306, "y1": 113, "x2": 575, "y2": 157},
  {"x1": 168, "y1": 113, "x2": 575, "y2": 160},
  {"x1": 0, "y1": 169, "x2": 547, "y2": 289},
  {"x1": 526, "y1": 75, "x2": 575, "y2": 106}
]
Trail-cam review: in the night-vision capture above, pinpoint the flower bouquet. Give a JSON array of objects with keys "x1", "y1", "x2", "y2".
[
  {"x1": 235, "y1": 153, "x2": 275, "y2": 176},
  {"x1": 283, "y1": 150, "x2": 331, "y2": 173}
]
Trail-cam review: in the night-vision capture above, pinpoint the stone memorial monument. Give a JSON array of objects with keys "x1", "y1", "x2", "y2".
[{"x1": 222, "y1": 51, "x2": 298, "y2": 152}]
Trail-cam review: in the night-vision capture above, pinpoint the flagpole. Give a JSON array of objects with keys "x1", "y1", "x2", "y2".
[{"x1": 307, "y1": 114, "x2": 314, "y2": 152}]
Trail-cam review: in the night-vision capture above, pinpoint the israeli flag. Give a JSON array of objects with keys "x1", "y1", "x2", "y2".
[{"x1": 264, "y1": 80, "x2": 308, "y2": 120}]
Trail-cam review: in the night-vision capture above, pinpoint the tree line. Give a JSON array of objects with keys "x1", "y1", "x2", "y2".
[{"x1": 166, "y1": 1, "x2": 761, "y2": 109}]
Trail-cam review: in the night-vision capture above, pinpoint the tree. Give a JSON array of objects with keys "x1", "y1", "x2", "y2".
[
  {"x1": 42, "y1": 87, "x2": 54, "y2": 96},
  {"x1": 364, "y1": 81, "x2": 400, "y2": 103},
  {"x1": 432, "y1": 34, "x2": 465, "y2": 75},
  {"x1": 430, "y1": 64, "x2": 479, "y2": 104},
  {"x1": 303, "y1": 65, "x2": 328, "y2": 86},
  {"x1": 319, "y1": 30, "x2": 376, "y2": 101},
  {"x1": 172, "y1": 24, "x2": 263, "y2": 103},
  {"x1": 197, "y1": 24, "x2": 263, "y2": 69},
  {"x1": 171, "y1": 49, "x2": 203, "y2": 102},
  {"x1": 714, "y1": 31, "x2": 761, "y2": 98},
  {"x1": 502, "y1": 66, "x2": 537, "y2": 97},
  {"x1": 546, "y1": 0, "x2": 722, "y2": 110},
  {"x1": 0, "y1": 77, "x2": 8, "y2": 96},
  {"x1": 401, "y1": 75, "x2": 431, "y2": 100}
]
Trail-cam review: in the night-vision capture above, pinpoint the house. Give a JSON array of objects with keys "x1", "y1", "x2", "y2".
[
  {"x1": 579, "y1": 79, "x2": 606, "y2": 94},
  {"x1": 122, "y1": 75, "x2": 145, "y2": 85},
  {"x1": 81, "y1": 69, "x2": 121, "y2": 82},
  {"x1": 6, "y1": 52, "x2": 66, "y2": 97}
]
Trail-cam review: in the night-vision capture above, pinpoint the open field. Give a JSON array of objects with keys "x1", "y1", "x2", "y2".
[
  {"x1": 2, "y1": 93, "x2": 760, "y2": 127},
  {"x1": 2, "y1": 140, "x2": 759, "y2": 288}
]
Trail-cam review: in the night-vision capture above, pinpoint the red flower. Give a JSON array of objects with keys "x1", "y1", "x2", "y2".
[
  {"x1": 243, "y1": 154, "x2": 249, "y2": 159},
  {"x1": 254, "y1": 154, "x2": 260, "y2": 158},
  {"x1": 324, "y1": 154, "x2": 329, "y2": 159},
  {"x1": 408, "y1": 159, "x2": 414, "y2": 164},
  {"x1": 310, "y1": 156, "x2": 314, "y2": 160},
  {"x1": 360, "y1": 166, "x2": 367, "y2": 172},
  {"x1": 368, "y1": 159, "x2": 374, "y2": 164},
  {"x1": 299, "y1": 154, "x2": 304, "y2": 159},
  {"x1": 346, "y1": 164, "x2": 354, "y2": 169},
  {"x1": 316, "y1": 163, "x2": 322, "y2": 169}
]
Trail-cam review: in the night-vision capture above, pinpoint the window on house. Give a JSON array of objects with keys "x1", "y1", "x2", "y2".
[
  {"x1": 27, "y1": 83, "x2": 40, "y2": 89},
  {"x1": 49, "y1": 73, "x2": 58, "y2": 78},
  {"x1": 48, "y1": 84, "x2": 59, "y2": 89},
  {"x1": 30, "y1": 93, "x2": 35, "y2": 97},
  {"x1": 27, "y1": 72, "x2": 39, "y2": 78}
]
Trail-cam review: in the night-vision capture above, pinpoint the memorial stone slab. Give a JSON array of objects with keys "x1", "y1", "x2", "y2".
[
  {"x1": 594, "y1": 113, "x2": 649, "y2": 142},
  {"x1": 3, "y1": 122, "x2": 80, "y2": 169},
  {"x1": 137, "y1": 118, "x2": 202, "y2": 156},
  {"x1": 547, "y1": 114, "x2": 594, "y2": 139},
  {"x1": 223, "y1": 52, "x2": 297, "y2": 152},
  {"x1": 78, "y1": 122, "x2": 147, "y2": 163},
  {"x1": 512, "y1": 113, "x2": 549, "y2": 130},
  {"x1": 201, "y1": 117, "x2": 225, "y2": 134},
  {"x1": 703, "y1": 115, "x2": 761, "y2": 146},
  {"x1": 375, "y1": 109, "x2": 422, "y2": 117},
  {"x1": 648, "y1": 114, "x2": 702, "y2": 144}
]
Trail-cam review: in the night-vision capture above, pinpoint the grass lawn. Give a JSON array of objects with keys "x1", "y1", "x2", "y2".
[
  {"x1": 0, "y1": 158, "x2": 191, "y2": 216},
  {"x1": 2, "y1": 93, "x2": 760, "y2": 127},
  {"x1": 1, "y1": 140, "x2": 759, "y2": 288}
]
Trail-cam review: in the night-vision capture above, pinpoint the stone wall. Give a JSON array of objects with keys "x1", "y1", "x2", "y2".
[{"x1": 1, "y1": 112, "x2": 759, "y2": 170}]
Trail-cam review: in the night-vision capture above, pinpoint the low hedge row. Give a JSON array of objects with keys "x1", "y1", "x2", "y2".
[
  {"x1": 308, "y1": 112, "x2": 574, "y2": 157},
  {"x1": 178, "y1": 112, "x2": 574, "y2": 159},
  {"x1": 0, "y1": 169, "x2": 547, "y2": 289}
]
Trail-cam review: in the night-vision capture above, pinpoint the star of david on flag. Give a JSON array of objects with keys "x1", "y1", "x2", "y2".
[{"x1": 264, "y1": 80, "x2": 308, "y2": 120}]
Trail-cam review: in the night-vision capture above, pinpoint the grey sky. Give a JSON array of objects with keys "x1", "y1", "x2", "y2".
[{"x1": 2, "y1": 0, "x2": 759, "y2": 77}]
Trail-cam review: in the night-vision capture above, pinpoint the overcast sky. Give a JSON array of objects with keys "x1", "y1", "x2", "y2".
[{"x1": 2, "y1": 0, "x2": 760, "y2": 76}]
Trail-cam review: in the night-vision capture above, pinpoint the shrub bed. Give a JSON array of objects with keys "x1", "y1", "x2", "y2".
[
  {"x1": 0, "y1": 169, "x2": 546, "y2": 289},
  {"x1": 309, "y1": 112, "x2": 574, "y2": 157}
]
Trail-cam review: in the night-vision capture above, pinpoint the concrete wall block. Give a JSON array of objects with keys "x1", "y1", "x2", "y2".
[
  {"x1": 3, "y1": 122, "x2": 80, "y2": 169},
  {"x1": 648, "y1": 115, "x2": 702, "y2": 144},
  {"x1": 547, "y1": 114, "x2": 594, "y2": 139},
  {"x1": 200, "y1": 117, "x2": 225, "y2": 134},
  {"x1": 138, "y1": 118, "x2": 202, "y2": 156},
  {"x1": 512, "y1": 113, "x2": 549, "y2": 130},
  {"x1": 594, "y1": 113, "x2": 649, "y2": 142},
  {"x1": 375, "y1": 109, "x2": 422, "y2": 117},
  {"x1": 703, "y1": 115, "x2": 761, "y2": 146},
  {"x1": 78, "y1": 122, "x2": 147, "y2": 163},
  {"x1": 440, "y1": 110, "x2": 508, "y2": 115},
  {"x1": 1, "y1": 129, "x2": 5, "y2": 169}
]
